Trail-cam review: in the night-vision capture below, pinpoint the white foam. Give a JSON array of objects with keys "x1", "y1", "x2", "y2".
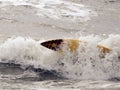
[
  {"x1": 0, "y1": 37, "x2": 59, "y2": 70},
  {"x1": 0, "y1": 35, "x2": 120, "y2": 80},
  {"x1": 0, "y1": 0, "x2": 97, "y2": 22}
]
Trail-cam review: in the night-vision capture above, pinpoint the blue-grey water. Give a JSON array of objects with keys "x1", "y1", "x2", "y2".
[{"x1": 0, "y1": 0, "x2": 120, "y2": 90}]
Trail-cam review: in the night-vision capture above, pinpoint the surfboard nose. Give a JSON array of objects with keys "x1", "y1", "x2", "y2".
[{"x1": 40, "y1": 39, "x2": 63, "y2": 51}]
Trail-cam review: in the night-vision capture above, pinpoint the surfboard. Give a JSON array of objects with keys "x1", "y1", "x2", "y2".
[{"x1": 40, "y1": 39, "x2": 111, "y2": 54}]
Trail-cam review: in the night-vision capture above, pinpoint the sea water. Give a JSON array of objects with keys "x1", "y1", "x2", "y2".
[{"x1": 0, "y1": 0, "x2": 120, "y2": 90}]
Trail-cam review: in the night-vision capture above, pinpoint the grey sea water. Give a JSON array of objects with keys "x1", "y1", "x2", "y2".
[{"x1": 0, "y1": 0, "x2": 120, "y2": 90}]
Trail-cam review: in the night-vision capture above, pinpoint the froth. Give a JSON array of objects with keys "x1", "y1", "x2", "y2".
[{"x1": 0, "y1": 35, "x2": 120, "y2": 80}]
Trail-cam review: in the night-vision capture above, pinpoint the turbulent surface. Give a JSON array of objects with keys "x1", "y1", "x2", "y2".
[{"x1": 0, "y1": 0, "x2": 120, "y2": 90}]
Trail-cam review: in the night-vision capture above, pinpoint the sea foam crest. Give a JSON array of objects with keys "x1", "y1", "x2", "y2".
[{"x1": 0, "y1": 35, "x2": 120, "y2": 80}]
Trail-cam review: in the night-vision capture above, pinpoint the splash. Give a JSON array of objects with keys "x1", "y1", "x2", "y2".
[{"x1": 0, "y1": 35, "x2": 120, "y2": 80}]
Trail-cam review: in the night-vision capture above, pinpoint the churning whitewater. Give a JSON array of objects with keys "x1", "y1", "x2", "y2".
[
  {"x1": 0, "y1": 35, "x2": 120, "y2": 80},
  {"x1": 0, "y1": 0, "x2": 120, "y2": 89}
]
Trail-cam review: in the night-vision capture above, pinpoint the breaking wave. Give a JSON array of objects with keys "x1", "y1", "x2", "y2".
[{"x1": 0, "y1": 35, "x2": 120, "y2": 80}]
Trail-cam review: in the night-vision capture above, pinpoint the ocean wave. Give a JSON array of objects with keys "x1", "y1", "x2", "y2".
[{"x1": 0, "y1": 35, "x2": 120, "y2": 80}]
